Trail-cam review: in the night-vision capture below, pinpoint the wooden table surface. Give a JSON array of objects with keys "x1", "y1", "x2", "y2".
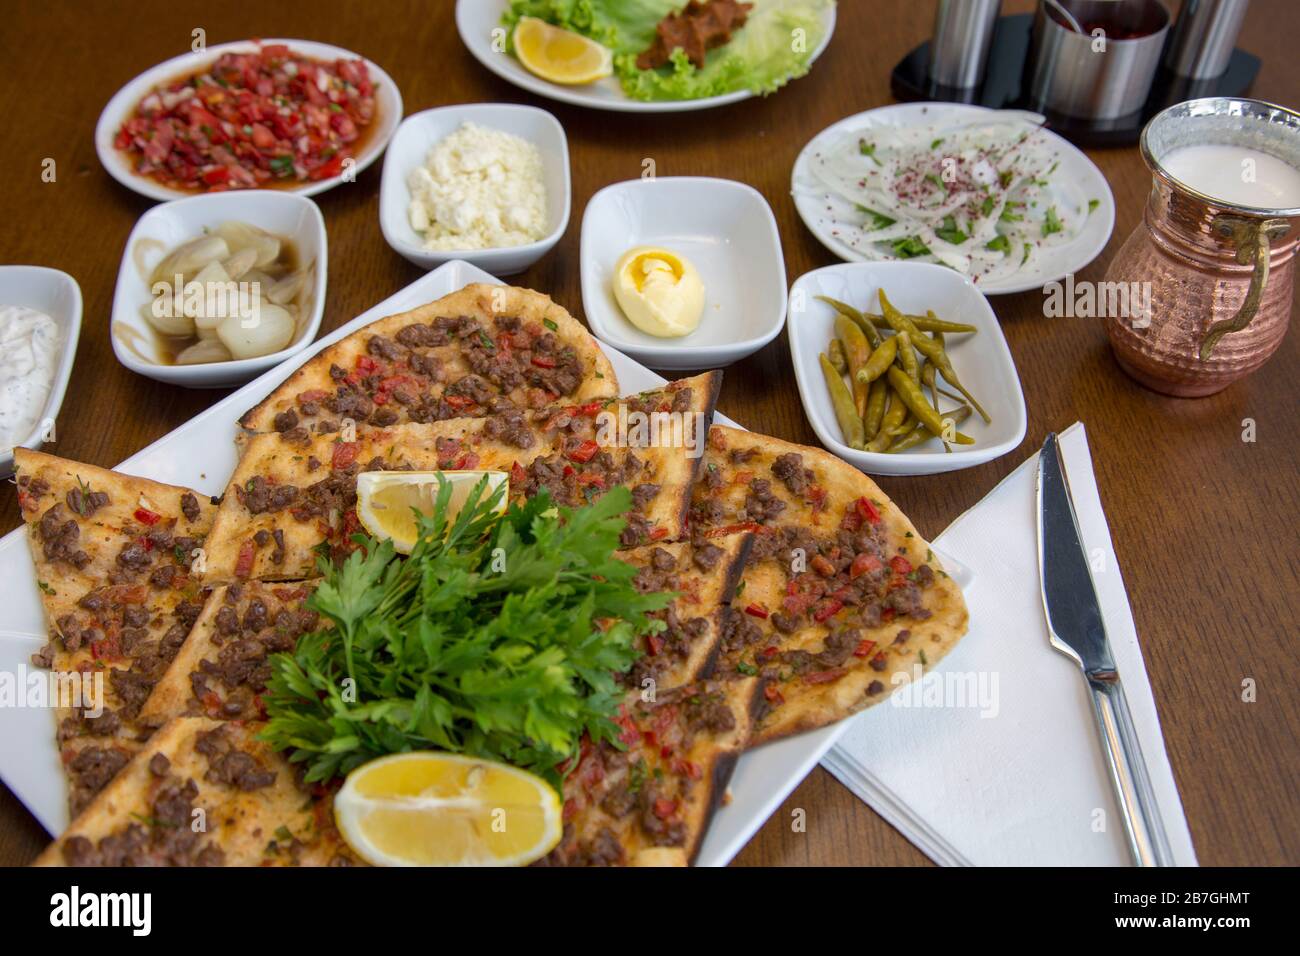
[{"x1": 1, "y1": 0, "x2": 1297, "y2": 867}]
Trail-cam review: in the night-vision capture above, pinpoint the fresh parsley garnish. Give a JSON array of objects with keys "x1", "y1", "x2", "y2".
[
  {"x1": 856, "y1": 205, "x2": 896, "y2": 230},
  {"x1": 934, "y1": 215, "x2": 968, "y2": 245},
  {"x1": 1043, "y1": 206, "x2": 1063, "y2": 237},
  {"x1": 891, "y1": 236, "x2": 931, "y2": 259},
  {"x1": 986, "y1": 235, "x2": 1012, "y2": 255},
  {"x1": 261, "y1": 480, "x2": 670, "y2": 789}
]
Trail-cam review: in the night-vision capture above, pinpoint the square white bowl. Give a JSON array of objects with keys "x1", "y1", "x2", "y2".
[
  {"x1": 580, "y1": 177, "x2": 787, "y2": 371},
  {"x1": 110, "y1": 191, "x2": 327, "y2": 389},
  {"x1": 789, "y1": 262, "x2": 1027, "y2": 476},
  {"x1": 379, "y1": 104, "x2": 570, "y2": 276},
  {"x1": 0, "y1": 266, "x2": 82, "y2": 477}
]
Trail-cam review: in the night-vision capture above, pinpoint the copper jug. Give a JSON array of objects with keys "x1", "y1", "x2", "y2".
[{"x1": 1104, "y1": 98, "x2": 1300, "y2": 397}]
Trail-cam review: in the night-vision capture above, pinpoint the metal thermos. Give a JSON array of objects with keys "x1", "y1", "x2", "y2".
[
  {"x1": 928, "y1": 0, "x2": 1003, "y2": 88},
  {"x1": 1165, "y1": 0, "x2": 1250, "y2": 79}
]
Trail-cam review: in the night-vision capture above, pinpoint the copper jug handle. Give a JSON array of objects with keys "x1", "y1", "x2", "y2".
[{"x1": 1200, "y1": 216, "x2": 1290, "y2": 360}]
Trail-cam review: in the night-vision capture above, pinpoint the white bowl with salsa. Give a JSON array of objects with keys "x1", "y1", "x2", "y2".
[{"x1": 95, "y1": 38, "x2": 403, "y2": 203}]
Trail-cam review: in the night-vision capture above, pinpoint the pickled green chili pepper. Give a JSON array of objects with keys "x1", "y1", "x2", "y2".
[
  {"x1": 922, "y1": 362, "x2": 951, "y2": 453},
  {"x1": 861, "y1": 311, "x2": 977, "y2": 334},
  {"x1": 828, "y1": 337, "x2": 848, "y2": 375},
  {"x1": 886, "y1": 366, "x2": 975, "y2": 444},
  {"x1": 817, "y1": 295, "x2": 882, "y2": 349},
  {"x1": 820, "y1": 353, "x2": 865, "y2": 449},
  {"x1": 888, "y1": 405, "x2": 973, "y2": 452},
  {"x1": 835, "y1": 316, "x2": 872, "y2": 417},
  {"x1": 854, "y1": 335, "x2": 897, "y2": 385},
  {"x1": 896, "y1": 329, "x2": 920, "y2": 383},
  {"x1": 891, "y1": 412, "x2": 919, "y2": 438},
  {"x1": 863, "y1": 377, "x2": 887, "y2": 440},
  {"x1": 879, "y1": 291, "x2": 991, "y2": 424},
  {"x1": 866, "y1": 387, "x2": 908, "y2": 452}
]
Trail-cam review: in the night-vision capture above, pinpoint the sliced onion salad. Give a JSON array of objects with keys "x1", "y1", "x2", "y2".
[
  {"x1": 142, "y1": 221, "x2": 310, "y2": 364},
  {"x1": 797, "y1": 113, "x2": 1095, "y2": 284}
]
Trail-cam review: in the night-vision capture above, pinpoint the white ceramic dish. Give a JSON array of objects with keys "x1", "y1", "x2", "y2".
[
  {"x1": 455, "y1": 0, "x2": 837, "y2": 114},
  {"x1": 379, "y1": 104, "x2": 571, "y2": 276},
  {"x1": 0, "y1": 259, "x2": 855, "y2": 867},
  {"x1": 791, "y1": 102, "x2": 1116, "y2": 295},
  {"x1": 789, "y1": 262, "x2": 1027, "y2": 476},
  {"x1": 0, "y1": 267, "x2": 82, "y2": 478},
  {"x1": 581, "y1": 178, "x2": 787, "y2": 370},
  {"x1": 110, "y1": 191, "x2": 328, "y2": 388},
  {"x1": 95, "y1": 38, "x2": 403, "y2": 203}
]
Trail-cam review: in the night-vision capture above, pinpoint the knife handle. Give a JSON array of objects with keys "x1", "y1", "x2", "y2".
[{"x1": 1087, "y1": 674, "x2": 1176, "y2": 867}]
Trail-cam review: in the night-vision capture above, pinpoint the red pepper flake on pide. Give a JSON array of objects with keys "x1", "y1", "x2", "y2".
[{"x1": 114, "y1": 42, "x2": 376, "y2": 193}]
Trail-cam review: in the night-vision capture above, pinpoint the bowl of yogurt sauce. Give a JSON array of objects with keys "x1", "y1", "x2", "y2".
[{"x1": 0, "y1": 266, "x2": 82, "y2": 477}]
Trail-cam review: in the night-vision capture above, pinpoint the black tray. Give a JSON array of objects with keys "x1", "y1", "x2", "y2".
[{"x1": 890, "y1": 14, "x2": 1260, "y2": 148}]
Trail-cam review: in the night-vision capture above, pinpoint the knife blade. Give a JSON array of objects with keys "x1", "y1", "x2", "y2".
[{"x1": 1036, "y1": 432, "x2": 1175, "y2": 867}]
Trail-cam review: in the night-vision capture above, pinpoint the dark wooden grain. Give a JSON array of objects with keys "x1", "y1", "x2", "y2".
[{"x1": 0, "y1": 0, "x2": 1296, "y2": 867}]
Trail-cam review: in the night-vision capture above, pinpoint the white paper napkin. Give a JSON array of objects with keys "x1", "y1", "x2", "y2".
[{"x1": 822, "y1": 423, "x2": 1199, "y2": 866}]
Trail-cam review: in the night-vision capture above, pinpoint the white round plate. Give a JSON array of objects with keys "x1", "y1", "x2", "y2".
[
  {"x1": 96, "y1": 38, "x2": 404, "y2": 203},
  {"x1": 791, "y1": 102, "x2": 1116, "y2": 296},
  {"x1": 455, "y1": 0, "x2": 836, "y2": 114}
]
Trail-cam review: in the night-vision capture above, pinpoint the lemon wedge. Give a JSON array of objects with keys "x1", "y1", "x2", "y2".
[
  {"x1": 356, "y1": 470, "x2": 508, "y2": 554},
  {"x1": 334, "y1": 752, "x2": 563, "y2": 867},
  {"x1": 514, "y1": 16, "x2": 613, "y2": 85}
]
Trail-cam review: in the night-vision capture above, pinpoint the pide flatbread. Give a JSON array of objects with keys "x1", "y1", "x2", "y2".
[
  {"x1": 13, "y1": 449, "x2": 220, "y2": 815},
  {"x1": 15, "y1": 281, "x2": 974, "y2": 866},
  {"x1": 35, "y1": 717, "x2": 356, "y2": 867},
  {"x1": 691, "y1": 426, "x2": 969, "y2": 744},
  {"x1": 239, "y1": 284, "x2": 618, "y2": 437},
  {"x1": 138, "y1": 581, "x2": 321, "y2": 727},
  {"x1": 201, "y1": 372, "x2": 720, "y2": 582},
  {"x1": 536, "y1": 678, "x2": 759, "y2": 868},
  {"x1": 620, "y1": 532, "x2": 751, "y2": 694}
]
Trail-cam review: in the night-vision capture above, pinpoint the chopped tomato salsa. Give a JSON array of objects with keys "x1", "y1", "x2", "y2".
[{"x1": 114, "y1": 42, "x2": 376, "y2": 193}]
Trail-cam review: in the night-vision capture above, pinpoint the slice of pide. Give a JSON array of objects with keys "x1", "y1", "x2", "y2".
[
  {"x1": 14, "y1": 448, "x2": 217, "y2": 623},
  {"x1": 493, "y1": 371, "x2": 720, "y2": 547},
  {"x1": 691, "y1": 426, "x2": 969, "y2": 744},
  {"x1": 238, "y1": 283, "x2": 618, "y2": 437},
  {"x1": 536, "y1": 677, "x2": 759, "y2": 868},
  {"x1": 35, "y1": 717, "x2": 357, "y2": 867},
  {"x1": 201, "y1": 372, "x2": 720, "y2": 582},
  {"x1": 138, "y1": 581, "x2": 322, "y2": 727},
  {"x1": 13, "y1": 449, "x2": 220, "y2": 815},
  {"x1": 619, "y1": 532, "x2": 751, "y2": 695}
]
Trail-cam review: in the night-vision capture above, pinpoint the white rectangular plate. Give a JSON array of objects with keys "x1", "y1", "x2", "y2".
[{"x1": 0, "y1": 259, "x2": 850, "y2": 866}]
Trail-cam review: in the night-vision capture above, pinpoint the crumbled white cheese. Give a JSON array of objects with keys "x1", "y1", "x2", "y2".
[{"x1": 406, "y1": 122, "x2": 548, "y2": 251}]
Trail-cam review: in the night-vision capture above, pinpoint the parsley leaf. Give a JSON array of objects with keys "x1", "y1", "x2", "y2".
[{"x1": 1043, "y1": 206, "x2": 1064, "y2": 237}]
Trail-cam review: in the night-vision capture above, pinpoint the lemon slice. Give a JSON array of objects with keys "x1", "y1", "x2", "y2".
[
  {"x1": 356, "y1": 470, "x2": 508, "y2": 554},
  {"x1": 514, "y1": 16, "x2": 613, "y2": 85},
  {"x1": 334, "y1": 752, "x2": 563, "y2": 867}
]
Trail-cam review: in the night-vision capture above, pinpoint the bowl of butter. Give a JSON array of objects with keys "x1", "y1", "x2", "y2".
[{"x1": 580, "y1": 177, "x2": 787, "y2": 370}]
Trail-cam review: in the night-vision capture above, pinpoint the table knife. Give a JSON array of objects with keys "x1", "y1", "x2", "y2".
[{"x1": 1035, "y1": 432, "x2": 1175, "y2": 867}]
